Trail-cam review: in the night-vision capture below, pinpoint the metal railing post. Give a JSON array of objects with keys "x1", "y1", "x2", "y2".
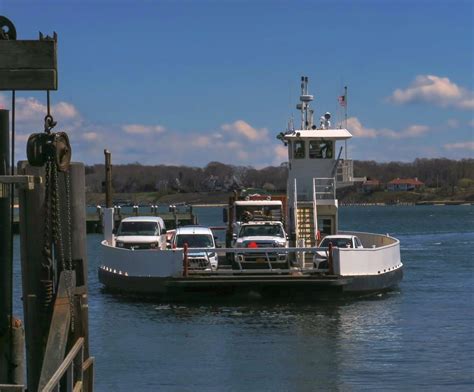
[{"x1": 183, "y1": 243, "x2": 189, "y2": 277}]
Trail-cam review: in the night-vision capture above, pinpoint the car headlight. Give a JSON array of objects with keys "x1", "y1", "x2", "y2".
[
  {"x1": 274, "y1": 241, "x2": 285, "y2": 247},
  {"x1": 208, "y1": 252, "x2": 216, "y2": 258},
  {"x1": 116, "y1": 241, "x2": 124, "y2": 248}
]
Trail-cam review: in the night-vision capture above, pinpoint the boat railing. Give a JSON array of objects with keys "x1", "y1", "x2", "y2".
[
  {"x1": 184, "y1": 246, "x2": 328, "y2": 273},
  {"x1": 314, "y1": 177, "x2": 336, "y2": 200},
  {"x1": 295, "y1": 177, "x2": 335, "y2": 202}
]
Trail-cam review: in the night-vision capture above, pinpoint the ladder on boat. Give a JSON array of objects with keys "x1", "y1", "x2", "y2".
[{"x1": 296, "y1": 204, "x2": 316, "y2": 247}]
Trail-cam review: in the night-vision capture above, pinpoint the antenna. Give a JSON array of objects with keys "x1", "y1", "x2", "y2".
[{"x1": 298, "y1": 76, "x2": 314, "y2": 130}]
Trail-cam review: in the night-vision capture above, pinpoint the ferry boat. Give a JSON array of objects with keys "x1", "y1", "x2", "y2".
[{"x1": 98, "y1": 76, "x2": 403, "y2": 298}]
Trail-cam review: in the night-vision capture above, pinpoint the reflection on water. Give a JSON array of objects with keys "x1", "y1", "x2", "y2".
[{"x1": 89, "y1": 291, "x2": 404, "y2": 391}]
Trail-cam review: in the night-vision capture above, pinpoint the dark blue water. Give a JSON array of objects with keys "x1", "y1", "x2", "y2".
[{"x1": 12, "y1": 206, "x2": 474, "y2": 391}]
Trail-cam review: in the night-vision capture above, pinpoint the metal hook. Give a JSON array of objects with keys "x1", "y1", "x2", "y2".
[{"x1": 44, "y1": 114, "x2": 57, "y2": 134}]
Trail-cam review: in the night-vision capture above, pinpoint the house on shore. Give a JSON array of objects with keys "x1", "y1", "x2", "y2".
[
  {"x1": 359, "y1": 179, "x2": 381, "y2": 193},
  {"x1": 387, "y1": 177, "x2": 424, "y2": 192}
]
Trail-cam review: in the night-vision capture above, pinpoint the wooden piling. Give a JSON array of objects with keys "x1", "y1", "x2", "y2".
[
  {"x1": 68, "y1": 163, "x2": 89, "y2": 357},
  {"x1": 18, "y1": 163, "x2": 46, "y2": 391},
  {"x1": 10, "y1": 318, "x2": 24, "y2": 386},
  {"x1": 104, "y1": 150, "x2": 112, "y2": 208},
  {"x1": 0, "y1": 109, "x2": 12, "y2": 384},
  {"x1": 18, "y1": 162, "x2": 90, "y2": 391}
]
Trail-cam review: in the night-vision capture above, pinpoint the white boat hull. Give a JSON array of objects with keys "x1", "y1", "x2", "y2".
[{"x1": 98, "y1": 231, "x2": 403, "y2": 298}]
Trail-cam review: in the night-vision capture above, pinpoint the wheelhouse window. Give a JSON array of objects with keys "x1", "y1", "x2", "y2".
[
  {"x1": 294, "y1": 140, "x2": 305, "y2": 159},
  {"x1": 309, "y1": 140, "x2": 334, "y2": 159}
]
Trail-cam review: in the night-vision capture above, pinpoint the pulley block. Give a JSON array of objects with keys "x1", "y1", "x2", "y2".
[
  {"x1": 27, "y1": 131, "x2": 72, "y2": 172},
  {"x1": 0, "y1": 16, "x2": 17, "y2": 40}
]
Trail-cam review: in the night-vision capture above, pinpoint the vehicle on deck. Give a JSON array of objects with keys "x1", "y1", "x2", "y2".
[
  {"x1": 233, "y1": 221, "x2": 289, "y2": 269},
  {"x1": 170, "y1": 226, "x2": 218, "y2": 270},
  {"x1": 223, "y1": 195, "x2": 287, "y2": 247},
  {"x1": 115, "y1": 216, "x2": 167, "y2": 250},
  {"x1": 313, "y1": 234, "x2": 363, "y2": 270}
]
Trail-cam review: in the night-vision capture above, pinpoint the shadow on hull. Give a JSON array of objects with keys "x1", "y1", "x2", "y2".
[{"x1": 98, "y1": 267, "x2": 403, "y2": 304}]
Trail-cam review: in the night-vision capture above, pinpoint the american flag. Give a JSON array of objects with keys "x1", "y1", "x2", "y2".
[{"x1": 338, "y1": 95, "x2": 347, "y2": 107}]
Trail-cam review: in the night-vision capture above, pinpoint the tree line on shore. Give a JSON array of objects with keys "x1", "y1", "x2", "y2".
[{"x1": 85, "y1": 158, "x2": 474, "y2": 195}]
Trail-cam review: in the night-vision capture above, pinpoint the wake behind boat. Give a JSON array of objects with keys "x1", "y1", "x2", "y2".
[{"x1": 98, "y1": 76, "x2": 403, "y2": 299}]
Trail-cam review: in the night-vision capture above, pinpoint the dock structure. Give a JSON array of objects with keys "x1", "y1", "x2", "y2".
[
  {"x1": 0, "y1": 16, "x2": 94, "y2": 392},
  {"x1": 11, "y1": 211, "x2": 198, "y2": 234}
]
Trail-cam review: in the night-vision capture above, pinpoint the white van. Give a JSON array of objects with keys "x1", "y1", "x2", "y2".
[
  {"x1": 170, "y1": 226, "x2": 218, "y2": 270},
  {"x1": 115, "y1": 216, "x2": 167, "y2": 250}
]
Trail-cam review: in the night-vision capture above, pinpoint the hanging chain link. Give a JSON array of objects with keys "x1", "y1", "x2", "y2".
[
  {"x1": 40, "y1": 92, "x2": 75, "y2": 331},
  {"x1": 65, "y1": 170, "x2": 75, "y2": 331},
  {"x1": 41, "y1": 158, "x2": 54, "y2": 309}
]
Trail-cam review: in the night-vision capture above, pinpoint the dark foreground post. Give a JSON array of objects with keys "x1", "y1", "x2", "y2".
[
  {"x1": 18, "y1": 163, "x2": 45, "y2": 391},
  {"x1": 0, "y1": 109, "x2": 12, "y2": 383},
  {"x1": 18, "y1": 161, "x2": 91, "y2": 391}
]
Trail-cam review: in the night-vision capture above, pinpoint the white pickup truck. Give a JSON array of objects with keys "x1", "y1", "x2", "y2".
[{"x1": 232, "y1": 221, "x2": 289, "y2": 269}]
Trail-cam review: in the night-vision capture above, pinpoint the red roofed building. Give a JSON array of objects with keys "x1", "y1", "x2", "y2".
[{"x1": 387, "y1": 177, "x2": 424, "y2": 192}]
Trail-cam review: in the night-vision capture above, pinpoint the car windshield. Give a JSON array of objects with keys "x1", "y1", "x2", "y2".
[
  {"x1": 176, "y1": 234, "x2": 214, "y2": 248},
  {"x1": 320, "y1": 237, "x2": 353, "y2": 248},
  {"x1": 118, "y1": 222, "x2": 159, "y2": 236},
  {"x1": 239, "y1": 224, "x2": 284, "y2": 238}
]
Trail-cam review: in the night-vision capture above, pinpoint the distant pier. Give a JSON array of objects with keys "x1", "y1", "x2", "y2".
[{"x1": 11, "y1": 212, "x2": 197, "y2": 234}]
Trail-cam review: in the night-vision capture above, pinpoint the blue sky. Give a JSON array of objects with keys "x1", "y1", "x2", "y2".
[{"x1": 1, "y1": 0, "x2": 473, "y2": 166}]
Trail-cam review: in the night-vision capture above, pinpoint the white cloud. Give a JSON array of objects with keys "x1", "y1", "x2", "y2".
[
  {"x1": 444, "y1": 141, "x2": 474, "y2": 151},
  {"x1": 400, "y1": 124, "x2": 430, "y2": 137},
  {"x1": 468, "y1": 119, "x2": 474, "y2": 128},
  {"x1": 346, "y1": 117, "x2": 378, "y2": 138},
  {"x1": 82, "y1": 132, "x2": 100, "y2": 141},
  {"x1": 388, "y1": 75, "x2": 474, "y2": 110},
  {"x1": 347, "y1": 117, "x2": 430, "y2": 139},
  {"x1": 122, "y1": 124, "x2": 166, "y2": 135},
  {"x1": 6, "y1": 97, "x2": 82, "y2": 124},
  {"x1": 274, "y1": 145, "x2": 288, "y2": 161},
  {"x1": 221, "y1": 120, "x2": 268, "y2": 141}
]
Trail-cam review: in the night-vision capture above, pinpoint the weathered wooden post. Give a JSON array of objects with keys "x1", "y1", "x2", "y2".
[
  {"x1": 0, "y1": 108, "x2": 12, "y2": 383},
  {"x1": 18, "y1": 162, "x2": 92, "y2": 391},
  {"x1": 103, "y1": 150, "x2": 115, "y2": 246},
  {"x1": 104, "y1": 149, "x2": 112, "y2": 209}
]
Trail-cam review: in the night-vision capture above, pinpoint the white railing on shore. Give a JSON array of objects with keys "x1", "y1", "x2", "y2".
[{"x1": 336, "y1": 159, "x2": 353, "y2": 183}]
